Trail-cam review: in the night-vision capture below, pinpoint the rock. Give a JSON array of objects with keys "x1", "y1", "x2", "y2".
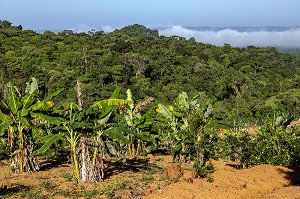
[
  {"x1": 180, "y1": 170, "x2": 197, "y2": 182},
  {"x1": 164, "y1": 165, "x2": 182, "y2": 179},
  {"x1": 142, "y1": 183, "x2": 159, "y2": 196},
  {"x1": 142, "y1": 188, "x2": 152, "y2": 196},
  {"x1": 186, "y1": 178, "x2": 194, "y2": 183},
  {"x1": 149, "y1": 183, "x2": 159, "y2": 190},
  {"x1": 183, "y1": 170, "x2": 197, "y2": 179}
]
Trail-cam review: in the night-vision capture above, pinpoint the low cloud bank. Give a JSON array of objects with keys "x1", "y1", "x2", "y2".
[
  {"x1": 68, "y1": 24, "x2": 300, "y2": 48},
  {"x1": 70, "y1": 24, "x2": 94, "y2": 33},
  {"x1": 69, "y1": 24, "x2": 115, "y2": 33},
  {"x1": 158, "y1": 26, "x2": 300, "y2": 48}
]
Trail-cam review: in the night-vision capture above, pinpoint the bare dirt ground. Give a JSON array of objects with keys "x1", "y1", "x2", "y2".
[{"x1": 1, "y1": 155, "x2": 300, "y2": 199}]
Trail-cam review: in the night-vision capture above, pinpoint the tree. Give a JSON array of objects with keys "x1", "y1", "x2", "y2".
[{"x1": 0, "y1": 20, "x2": 12, "y2": 28}]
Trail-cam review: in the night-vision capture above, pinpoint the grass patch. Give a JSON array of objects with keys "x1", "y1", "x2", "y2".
[
  {"x1": 18, "y1": 189, "x2": 44, "y2": 199},
  {"x1": 140, "y1": 175, "x2": 155, "y2": 183},
  {"x1": 62, "y1": 172, "x2": 73, "y2": 182},
  {"x1": 141, "y1": 165, "x2": 164, "y2": 175},
  {"x1": 100, "y1": 180, "x2": 132, "y2": 198},
  {"x1": 41, "y1": 180, "x2": 56, "y2": 191},
  {"x1": 85, "y1": 189, "x2": 100, "y2": 199}
]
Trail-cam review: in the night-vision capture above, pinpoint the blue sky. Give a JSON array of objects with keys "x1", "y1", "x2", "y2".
[{"x1": 0, "y1": 0, "x2": 299, "y2": 31}]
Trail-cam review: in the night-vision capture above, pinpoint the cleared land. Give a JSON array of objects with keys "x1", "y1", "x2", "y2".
[{"x1": 1, "y1": 155, "x2": 300, "y2": 199}]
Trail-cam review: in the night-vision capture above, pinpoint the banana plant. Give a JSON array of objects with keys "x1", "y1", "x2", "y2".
[
  {"x1": 33, "y1": 102, "x2": 89, "y2": 182},
  {"x1": 0, "y1": 77, "x2": 63, "y2": 172},
  {"x1": 115, "y1": 89, "x2": 154, "y2": 157},
  {"x1": 80, "y1": 87, "x2": 132, "y2": 182},
  {"x1": 157, "y1": 91, "x2": 213, "y2": 163},
  {"x1": 34, "y1": 88, "x2": 133, "y2": 182}
]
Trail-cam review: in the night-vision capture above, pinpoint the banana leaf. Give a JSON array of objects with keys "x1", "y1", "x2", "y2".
[
  {"x1": 88, "y1": 98, "x2": 132, "y2": 112},
  {"x1": 26, "y1": 77, "x2": 38, "y2": 95},
  {"x1": 32, "y1": 133, "x2": 64, "y2": 156},
  {"x1": 178, "y1": 91, "x2": 189, "y2": 110},
  {"x1": 70, "y1": 121, "x2": 87, "y2": 129},
  {"x1": 96, "y1": 87, "x2": 122, "y2": 120},
  {"x1": 97, "y1": 111, "x2": 112, "y2": 126},
  {"x1": 20, "y1": 117, "x2": 30, "y2": 129},
  {"x1": 29, "y1": 101, "x2": 48, "y2": 111},
  {"x1": 112, "y1": 126, "x2": 147, "y2": 141},
  {"x1": 0, "y1": 111, "x2": 11, "y2": 121},
  {"x1": 126, "y1": 89, "x2": 134, "y2": 109},
  {"x1": 0, "y1": 120, "x2": 13, "y2": 136},
  {"x1": 103, "y1": 128, "x2": 129, "y2": 144},
  {"x1": 20, "y1": 108, "x2": 29, "y2": 117},
  {"x1": 158, "y1": 104, "x2": 173, "y2": 121},
  {"x1": 31, "y1": 112, "x2": 65, "y2": 125},
  {"x1": 111, "y1": 87, "x2": 121, "y2": 99},
  {"x1": 30, "y1": 88, "x2": 64, "y2": 111},
  {"x1": 7, "y1": 83, "x2": 21, "y2": 114},
  {"x1": 21, "y1": 92, "x2": 36, "y2": 115},
  {"x1": 44, "y1": 88, "x2": 64, "y2": 101},
  {"x1": 124, "y1": 115, "x2": 134, "y2": 127}
]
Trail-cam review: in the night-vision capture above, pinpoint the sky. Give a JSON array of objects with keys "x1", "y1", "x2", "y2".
[
  {"x1": 0, "y1": 0, "x2": 300, "y2": 47},
  {"x1": 0, "y1": 0, "x2": 299, "y2": 30}
]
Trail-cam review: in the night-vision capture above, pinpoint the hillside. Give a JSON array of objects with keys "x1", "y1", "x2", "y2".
[
  {"x1": 1, "y1": 21, "x2": 300, "y2": 125},
  {"x1": 1, "y1": 20, "x2": 300, "y2": 199}
]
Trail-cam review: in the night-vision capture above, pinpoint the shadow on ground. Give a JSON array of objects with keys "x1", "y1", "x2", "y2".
[
  {"x1": 0, "y1": 183, "x2": 32, "y2": 197},
  {"x1": 278, "y1": 165, "x2": 300, "y2": 185},
  {"x1": 39, "y1": 151, "x2": 70, "y2": 171},
  {"x1": 39, "y1": 160, "x2": 70, "y2": 171},
  {"x1": 105, "y1": 157, "x2": 162, "y2": 178}
]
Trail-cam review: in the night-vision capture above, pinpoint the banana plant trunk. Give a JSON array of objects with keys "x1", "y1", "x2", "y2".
[
  {"x1": 71, "y1": 144, "x2": 80, "y2": 183},
  {"x1": 81, "y1": 141, "x2": 88, "y2": 182},
  {"x1": 10, "y1": 125, "x2": 40, "y2": 173},
  {"x1": 18, "y1": 125, "x2": 24, "y2": 172},
  {"x1": 80, "y1": 137, "x2": 104, "y2": 183}
]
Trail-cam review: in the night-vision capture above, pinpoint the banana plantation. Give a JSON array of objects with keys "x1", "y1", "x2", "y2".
[{"x1": 1, "y1": 77, "x2": 300, "y2": 185}]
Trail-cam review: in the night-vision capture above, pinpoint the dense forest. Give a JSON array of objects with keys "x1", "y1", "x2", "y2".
[
  {"x1": 1, "y1": 20, "x2": 300, "y2": 125},
  {"x1": 1, "y1": 19, "x2": 300, "y2": 184}
]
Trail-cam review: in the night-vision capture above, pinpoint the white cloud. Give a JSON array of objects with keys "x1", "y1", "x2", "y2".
[
  {"x1": 68, "y1": 24, "x2": 117, "y2": 33},
  {"x1": 100, "y1": 25, "x2": 115, "y2": 33},
  {"x1": 70, "y1": 24, "x2": 94, "y2": 33},
  {"x1": 159, "y1": 26, "x2": 300, "y2": 48}
]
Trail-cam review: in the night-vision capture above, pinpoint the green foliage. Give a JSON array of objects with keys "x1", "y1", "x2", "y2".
[
  {"x1": 250, "y1": 125, "x2": 300, "y2": 166},
  {"x1": 222, "y1": 130, "x2": 254, "y2": 168},
  {"x1": 222, "y1": 119, "x2": 300, "y2": 168},
  {"x1": 33, "y1": 133, "x2": 64, "y2": 156},
  {"x1": 1, "y1": 21, "x2": 300, "y2": 182},
  {"x1": 194, "y1": 162, "x2": 215, "y2": 178},
  {"x1": 157, "y1": 91, "x2": 217, "y2": 169},
  {"x1": 0, "y1": 77, "x2": 63, "y2": 172},
  {"x1": 0, "y1": 137, "x2": 8, "y2": 159},
  {"x1": 1, "y1": 21, "x2": 299, "y2": 124}
]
